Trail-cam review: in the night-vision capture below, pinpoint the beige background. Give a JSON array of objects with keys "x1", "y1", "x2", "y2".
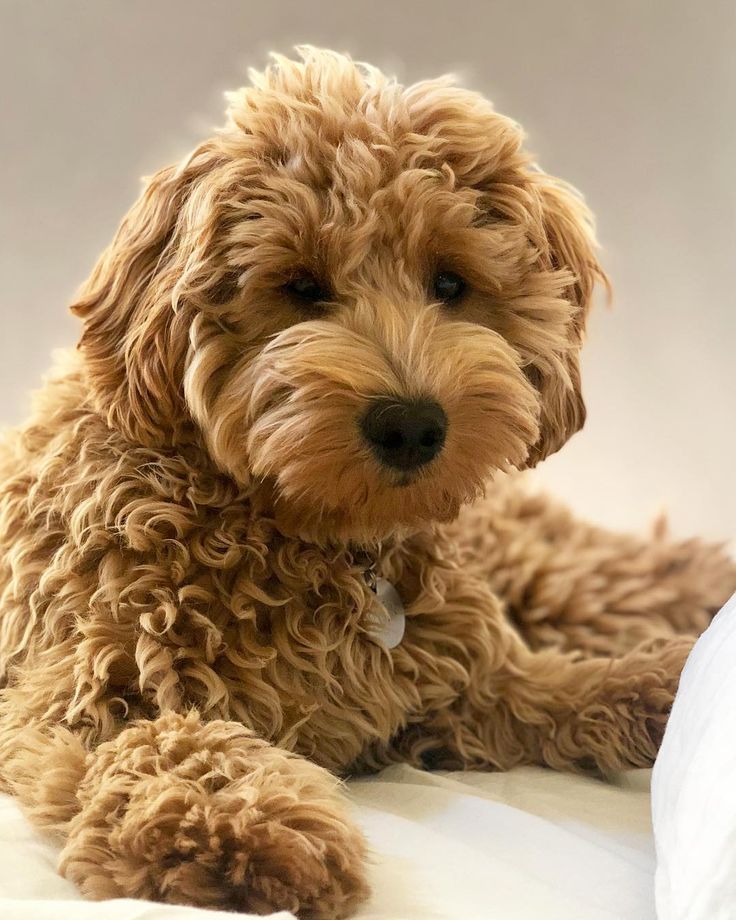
[{"x1": 1, "y1": 0, "x2": 733, "y2": 543}]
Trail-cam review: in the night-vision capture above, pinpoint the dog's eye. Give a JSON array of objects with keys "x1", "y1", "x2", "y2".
[
  {"x1": 284, "y1": 273, "x2": 328, "y2": 304},
  {"x1": 432, "y1": 271, "x2": 466, "y2": 304}
]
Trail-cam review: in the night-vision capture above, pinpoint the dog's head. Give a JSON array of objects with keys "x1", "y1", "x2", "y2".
[{"x1": 72, "y1": 48, "x2": 607, "y2": 542}]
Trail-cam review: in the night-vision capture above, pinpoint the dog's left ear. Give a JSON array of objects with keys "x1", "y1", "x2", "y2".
[
  {"x1": 70, "y1": 144, "x2": 223, "y2": 446},
  {"x1": 523, "y1": 174, "x2": 610, "y2": 466}
]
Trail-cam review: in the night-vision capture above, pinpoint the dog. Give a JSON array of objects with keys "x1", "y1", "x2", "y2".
[{"x1": 0, "y1": 47, "x2": 734, "y2": 919}]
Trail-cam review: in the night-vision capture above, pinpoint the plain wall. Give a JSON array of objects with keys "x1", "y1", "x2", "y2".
[{"x1": 1, "y1": 0, "x2": 733, "y2": 542}]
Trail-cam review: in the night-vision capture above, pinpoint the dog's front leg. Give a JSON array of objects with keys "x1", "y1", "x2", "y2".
[
  {"x1": 426, "y1": 634, "x2": 692, "y2": 775},
  {"x1": 397, "y1": 582, "x2": 692, "y2": 776},
  {"x1": 33, "y1": 711, "x2": 368, "y2": 918}
]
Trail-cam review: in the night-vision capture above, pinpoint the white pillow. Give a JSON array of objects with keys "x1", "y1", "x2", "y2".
[{"x1": 652, "y1": 591, "x2": 736, "y2": 920}]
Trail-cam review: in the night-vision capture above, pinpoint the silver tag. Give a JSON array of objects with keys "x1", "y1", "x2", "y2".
[{"x1": 365, "y1": 577, "x2": 406, "y2": 649}]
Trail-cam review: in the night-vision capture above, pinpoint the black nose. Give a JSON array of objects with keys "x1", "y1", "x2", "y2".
[{"x1": 360, "y1": 398, "x2": 448, "y2": 472}]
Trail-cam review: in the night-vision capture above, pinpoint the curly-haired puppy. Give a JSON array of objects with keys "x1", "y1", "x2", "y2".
[{"x1": 0, "y1": 47, "x2": 734, "y2": 919}]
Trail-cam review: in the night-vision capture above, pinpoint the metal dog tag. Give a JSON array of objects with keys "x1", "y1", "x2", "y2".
[{"x1": 366, "y1": 577, "x2": 406, "y2": 649}]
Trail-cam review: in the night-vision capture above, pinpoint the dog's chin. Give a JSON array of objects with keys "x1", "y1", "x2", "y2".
[
  {"x1": 247, "y1": 457, "x2": 496, "y2": 546},
  {"x1": 268, "y1": 485, "x2": 464, "y2": 546}
]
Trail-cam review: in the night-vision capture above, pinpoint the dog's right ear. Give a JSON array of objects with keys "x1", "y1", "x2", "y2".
[
  {"x1": 70, "y1": 145, "x2": 222, "y2": 446},
  {"x1": 521, "y1": 173, "x2": 610, "y2": 466}
]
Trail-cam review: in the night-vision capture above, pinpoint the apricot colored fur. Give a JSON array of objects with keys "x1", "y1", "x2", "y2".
[{"x1": 0, "y1": 48, "x2": 734, "y2": 918}]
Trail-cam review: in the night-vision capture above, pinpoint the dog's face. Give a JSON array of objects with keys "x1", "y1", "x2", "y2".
[{"x1": 73, "y1": 49, "x2": 606, "y2": 542}]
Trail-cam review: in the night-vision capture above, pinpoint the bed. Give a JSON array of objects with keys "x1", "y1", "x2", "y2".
[{"x1": 1, "y1": 762, "x2": 657, "y2": 920}]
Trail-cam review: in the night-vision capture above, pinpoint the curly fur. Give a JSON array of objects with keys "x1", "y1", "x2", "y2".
[{"x1": 0, "y1": 47, "x2": 734, "y2": 918}]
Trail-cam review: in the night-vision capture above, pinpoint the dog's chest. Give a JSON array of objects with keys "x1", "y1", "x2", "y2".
[
  {"x1": 87, "y1": 473, "x2": 477, "y2": 771},
  {"x1": 161, "y1": 525, "x2": 433, "y2": 770}
]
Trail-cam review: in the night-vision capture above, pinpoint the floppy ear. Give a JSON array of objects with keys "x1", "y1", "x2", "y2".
[
  {"x1": 70, "y1": 146, "x2": 221, "y2": 446},
  {"x1": 524, "y1": 174, "x2": 610, "y2": 465}
]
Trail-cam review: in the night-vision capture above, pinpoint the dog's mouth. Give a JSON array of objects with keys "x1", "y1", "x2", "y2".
[{"x1": 372, "y1": 467, "x2": 424, "y2": 491}]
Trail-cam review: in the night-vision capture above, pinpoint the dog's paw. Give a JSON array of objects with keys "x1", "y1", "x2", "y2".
[
  {"x1": 59, "y1": 714, "x2": 369, "y2": 919},
  {"x1": 62, "y1": 773, "x2": 368, "y2": 919},
  {"x1": 572, "y1": 636, "x2": 694, "y2": 772},
  {"x1": 638, "y1": 636, "x2": 695, "y2": 749}
]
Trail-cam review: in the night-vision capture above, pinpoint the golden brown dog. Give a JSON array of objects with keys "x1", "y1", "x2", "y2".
[{"x1": 0, "y1": 47, "x2": 733, "y2": 919}]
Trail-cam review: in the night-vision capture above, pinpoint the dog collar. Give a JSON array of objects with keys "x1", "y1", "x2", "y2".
[{"x1": 361, "y1": 559, "x2": 406, "y2": 649}]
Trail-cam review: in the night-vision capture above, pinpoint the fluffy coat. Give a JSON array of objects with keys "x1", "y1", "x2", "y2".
[{"x1": 0, "y1": 48, "x2": 734, "y2": 918}]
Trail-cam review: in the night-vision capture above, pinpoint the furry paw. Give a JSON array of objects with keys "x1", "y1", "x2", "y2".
[
  {"x1": 573, "y1": 637, "x2": 694, "y2": 772},
  {"x1": 59, "y1": 713, "x2": 369, "y2": 919}
]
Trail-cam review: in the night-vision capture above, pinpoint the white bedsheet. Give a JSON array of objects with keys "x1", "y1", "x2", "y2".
[{"x1": 0, "y1": 764, "x2": 656, "y2": 920}]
